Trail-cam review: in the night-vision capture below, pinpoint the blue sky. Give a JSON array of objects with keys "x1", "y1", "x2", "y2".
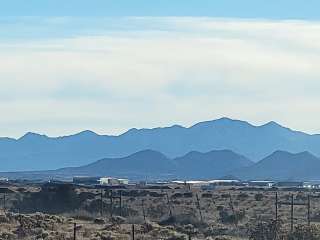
[
  {"x1": 1, "y1": 0, "x2": 320, "y2": 19},
  {"x1": 0, "y1": 1, "x2": 320, "y2": 137}
]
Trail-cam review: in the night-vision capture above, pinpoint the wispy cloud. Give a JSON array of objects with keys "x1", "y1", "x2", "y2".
[{"x1": 0, "y1": 17, "x2": 320, "y2": 137}]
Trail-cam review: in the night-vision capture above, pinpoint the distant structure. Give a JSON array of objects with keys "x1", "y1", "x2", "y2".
[
  {"x1": 99, "y1": 177, "x2": 129, "y2": 186},
  {"x1": 303, "y1": 181, "x2": 320, "y2": 189},
  {"x1": 0, "y1": 177, "x2": 9, "y2": 183},
  {"x1": 172, "y1": 179, "x2": 241, "y2": 190},
  {"x1": 73, "y1": 176, "x2": 100, "y2": 185},
  {"x1": 275, "y1": 181, "x2": 304, "y2": 188},
  {"x1": 247, "y1": 180, "x2": 275, "y2": 188},
  {"x1": 72, "y1": 176, "x2": 129, "y2": 186}
]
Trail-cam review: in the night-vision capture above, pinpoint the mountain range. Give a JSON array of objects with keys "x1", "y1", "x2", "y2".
[
  {"x1": 58, "y1": 150, "x2": 320, "y2": 181},
  {"x1": 234, "y1": 151, "x2": 320, "y2": 181},
  {"x1": 1, "y1": 117, "x2": 320, "y2": 172},
  {"x1": 0, "y1": 149, "x2": 253, "y2": 180},
  {"x1": 59, "y1": 149, "x2": 253, "y2": 179},
  {"x1": 2, "y1": 149, "x2": 319, "y2": 181}
]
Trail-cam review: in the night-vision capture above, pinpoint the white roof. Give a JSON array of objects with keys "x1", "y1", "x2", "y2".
[
  {"x1": 208, "y1": 180, "x2": 240, "y2": 183},
  {"x1": 172, "y1": 179, "x2": 239, "y2": 184},
  {"x1": 249, "y1": 180, "x2": 274, "y2": 183}
]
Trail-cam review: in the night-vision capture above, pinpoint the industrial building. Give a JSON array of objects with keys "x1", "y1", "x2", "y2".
[{"x1": 99, "y1": 177, "x2": 129, "y2": 186}]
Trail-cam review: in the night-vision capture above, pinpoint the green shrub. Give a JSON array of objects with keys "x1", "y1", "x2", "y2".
[{"x1": 254, "y1": 193, "x2": 264, "y2": 201}]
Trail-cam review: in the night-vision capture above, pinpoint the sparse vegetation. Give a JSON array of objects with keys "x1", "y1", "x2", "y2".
[
  {"x1": 254, "y1": 193, "x2": 264, "y2": 201},
  {"x1": 0, "y1": 184, "x2": 319, "y2": 239}
]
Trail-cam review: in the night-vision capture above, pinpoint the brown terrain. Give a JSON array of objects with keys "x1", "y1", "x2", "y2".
[{"x1": 0, "y1": 182, "x2": 320, "y2": 239}]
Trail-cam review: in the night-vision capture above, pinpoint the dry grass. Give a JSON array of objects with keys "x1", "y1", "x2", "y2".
[{"x1": 0, "y1": 185, "x2": 318, "y2": 239}]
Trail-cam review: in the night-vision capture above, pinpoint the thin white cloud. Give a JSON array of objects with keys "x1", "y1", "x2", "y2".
[{"x1": 0, "y1": 17, "x2": 320, "y2": 137}]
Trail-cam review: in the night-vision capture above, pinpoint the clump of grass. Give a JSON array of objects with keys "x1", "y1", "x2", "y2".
[{"x1": 64, "y1": 209, "x2": 97, "y2": 221}]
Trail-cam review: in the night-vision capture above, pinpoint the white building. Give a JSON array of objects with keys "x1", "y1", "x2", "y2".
[
  {"x1": 172, "y1": 179, "x2": 241, "y2": 188},
  {"x1": 99, "y1": 177, "x2": 129, "y2": 186},
  {"x1": 0, "y1": 177, "x2": 9, "y2": 183},
  {"x1": 248, "y1": 180, "x2": 275, "y2": 188}
]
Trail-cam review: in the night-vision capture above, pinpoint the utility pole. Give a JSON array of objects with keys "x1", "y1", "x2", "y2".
[
  {"x1": 308, "y1": 195, "x2": 311, "y2": 226},
  {"x1": 110, "y1": 190, "x2": 113, "y2": 218},
  {"x1": 196, "y1": 193, "x2": 203, "y2": 222},
  {"x1": 291, "y1": 194, "x2": 294, "y2": 233},
  {"x1": 3, "y1": 193, "x2": 6, "y2": 212},
  {"x1": 141, "y1": 199, "x2": 146, "y2": 222},
  {"x1": 229, "y1": 194, "x2": 237, "y2": 226},
  {"x1": 276, "y1": 192, "x2": 311, "y2": 229},
  {"x1": 119, "y1": 190, "x2": 122, "y2": 217},
  {"x1": 166, "y1": 192, "x2": 172, "y2": 217},
  {"x1": 100, "y1": 189, "x2": 103, "y2": 217},
  {"x1": 131, "y1": 224, "x2": 135, "y2": 240},
  {"x1": 73, "y1": 223, "x2": 77, "y2": 240},
  {"x1": 275, "y1": 192, "x2": 278, "y2": 221}
]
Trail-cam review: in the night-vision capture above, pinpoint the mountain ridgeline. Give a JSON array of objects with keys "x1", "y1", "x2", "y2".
[
  {"x1": 54, "y1": 150, "x2": 320, "y2": 181},
  {"x1": 234, "y1": 151, "x2": 320, "y2": 181},
  {"x1": 1, "y1": 117, "x2": 320, "y2": 172},
  {"x1": 2, "y1": 149, "x2": 320, "y2": 181},
  {"x1": 55, "y1": 149, "x2": 253, "y2": 180}
]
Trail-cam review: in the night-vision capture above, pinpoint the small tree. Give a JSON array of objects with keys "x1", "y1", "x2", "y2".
[
  {"x1": 255, "y1": 193, "x2": 264, "y2": 201},
  {"x1": 219, "y1": 209, "x2": 245, "y2": 224}
]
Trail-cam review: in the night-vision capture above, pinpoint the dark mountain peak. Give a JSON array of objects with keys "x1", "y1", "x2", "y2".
[
  {"x1": 180, "y1": 151, "x2": 202, "y2": 158},
  {"x1": 235, "y1": 150, "x2": 320, "y2": 181},
  {"x1": 271, "y1": 150, "x2": 293, "y2": 156},
  {"x1": 174, "y1": 149, "x2": 253, "y2": 179},
  {"x1": 122, "y1": 128, "x2": 139, "y2": 135},
  {"x1": 266, "y1": 121, "x2": 281, "y2": 126},
  {"x1": 270, "y1": 150, "x2": 315, "y2": 158},
  {"x1": 190, "y1": 117, "x2": 252, "y2": 129},
  {"x1": 295, "y1": 151, "x2": 317, "y2": 158},
  {"x1": 169, "y1": 124, "x2": 184, "y2": 129},
  {"x1": 130, "y1": 149, "x2": 168, "y2": 159},
  {"x1": 207, "y1": 149, "x2": 236, "y2": 155},
  {"x1": 19, "y1": 132, "x2": 48, "y2": 141},
  {"x1": 0, "y1": 137, "x2": 16, "y2": 142},
  {"x1": 121, "y1": 124, "x2": 185, "y2": 137},
  {"x1": 218, "y1": 117, "x2": 236, "y2": 122},
  {"x1": 71, "y1": 130, "x2": 99, "y2": 138},
  {"x1": 180, "y1": 149, "x2": 249, "y2": 162},
  {"x1": 73, "y1": 149, "x2": 175, "y2": 178},
  {"x1": 256, "y1": 150, "x2": 320, "y2": 170},
  {"x1": 79, "y1": 130, "x2": 98, "y2": 136},
  {"x1": 260, "y1": 121, "x2": 287, "y2": 130},
  {"x1": 184, "y1": 149, "x2": 239, "y2": 157}
]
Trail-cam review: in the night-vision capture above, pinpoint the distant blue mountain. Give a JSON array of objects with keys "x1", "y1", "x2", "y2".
[
  {"x1": 1, "y1": 150, "x2": 318, "y2": 181},
  {"x1": 0, "y1": 149, "x2": 252, "y2": 180},
  {"x1": 174, "y1": 150, "x2": 252, "y2": 179},
  {"x1": 60, "y1": 149, "x2": 252, "y2": 180},
  {"x1": 0, "y1": 117, "x2": 320, "y2": 171},
  {"x1": 234, "y1": 151, "x2": 320, "y2": 180},
  {"x1": 57, "y1": 150, "x2": 177, "y2": 179}
]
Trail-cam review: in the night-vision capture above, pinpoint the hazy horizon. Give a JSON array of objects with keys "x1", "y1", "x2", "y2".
[
  {"x1": 1, "y1": 3, "x2": 320, "y2": 239},
  {"x1": 1, "y1": 1, "x2": 320, "y2": 137},
  {"x1": 0, "y1": 117, "x2": 315, "y2": 139}
]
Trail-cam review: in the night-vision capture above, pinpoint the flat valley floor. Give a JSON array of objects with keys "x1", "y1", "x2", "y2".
[{"x1": 0, "y1": 184, "x2": 319, "y2": 239}]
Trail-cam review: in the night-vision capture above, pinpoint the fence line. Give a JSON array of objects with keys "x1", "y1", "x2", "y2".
[{"x1": 1, "y1": 185, "x2": 320, "y2": 239}]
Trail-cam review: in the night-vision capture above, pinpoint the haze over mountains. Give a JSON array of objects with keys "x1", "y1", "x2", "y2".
[
  {"x1": 56, "y1": 149, "x2": 253, "y2": 180},
  {"x1": 1, "y1": 149, "x2": 319, "y2": 181},
  {"x1": 234, "y1": 151, "x2": 320, "y2": 181},
  {"x1": 53, "y1": 150, "x2": 320, "y2": 181},
  {"x1": 1, "y1": 117, "x2": 320, "y2": 172}
]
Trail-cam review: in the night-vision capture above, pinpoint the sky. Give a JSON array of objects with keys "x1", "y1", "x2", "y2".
[{"x1": 1, "y1": 1, "x2": 320, "y2": 137}]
